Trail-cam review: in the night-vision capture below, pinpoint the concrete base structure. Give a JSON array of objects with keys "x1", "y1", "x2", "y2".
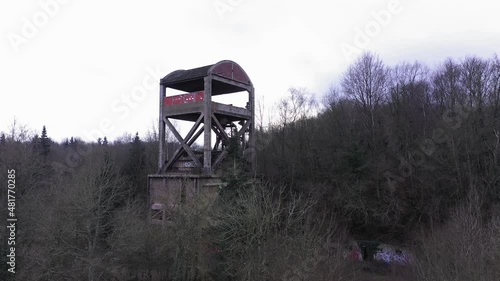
[{"x1": 148, "y1": 173, "x2": 223, "y2": 225}]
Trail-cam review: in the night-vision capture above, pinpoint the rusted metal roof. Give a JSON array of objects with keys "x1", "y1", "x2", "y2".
[
  {"x1": 160, "y1": 60, "x2": 252, "y2": 94},
  {"x1": 161, "y1": 65, "x2": 213, "y2": 86}
]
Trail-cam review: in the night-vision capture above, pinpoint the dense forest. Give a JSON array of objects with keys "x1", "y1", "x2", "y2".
[{"x1": 1, "y1": 52, "x2": 500, "y2": 280}]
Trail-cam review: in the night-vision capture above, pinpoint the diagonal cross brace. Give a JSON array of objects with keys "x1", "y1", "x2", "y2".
[
  {"x1": 211, "y1": 114, "x2": 230, "y2": 142},
  {"x1": 212, "y1": 119, "x2": 252, "y2": 169},
  {"x1": 236, "y1": 119, "x2": 251, "y2": 138},
  {"x1": 160, "y1": 126, "x2": 204, "y2": 173},
  {"x1": 165, "y1": 126, "x2": 204, "y2": 170},
  {"x1": 163, "y1": 115, "x2": 203, "y2": 170}
]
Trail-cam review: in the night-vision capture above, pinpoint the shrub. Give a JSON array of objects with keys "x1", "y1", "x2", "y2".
[
  {"x1": 413, "y1": 190, "x2": 500, "y2": 281},
  {"x1": 212, "y1": 182, "x2": 348, "y2": 281}
]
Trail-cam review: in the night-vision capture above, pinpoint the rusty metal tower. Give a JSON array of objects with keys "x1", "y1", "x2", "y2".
[{"x1": 148, "y1": 60, "x2": 255, "y2": 223}]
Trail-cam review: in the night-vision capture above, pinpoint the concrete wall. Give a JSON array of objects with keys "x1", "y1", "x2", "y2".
[{"x1": 148, "y1": 174, "x2": 222, "y2": 223}]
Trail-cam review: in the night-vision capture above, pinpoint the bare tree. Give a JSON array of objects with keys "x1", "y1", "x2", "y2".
[
  {"x1": 274, "y1": 88, "x2": 317, "y2": 182},
  {"x1": 390, "y1": 61, "x2": 431, "y2": 112},
  {"x1": 388, "y1": 61, "x2": 432, "y2": 141},
  {"x1": 7, "y1": 117, "x2": 33, "y2": 143},
  {"x1": 432, "y1": 58, "x2": 463, "y2": 110},
  {"x1": 341, "y1": 52, "x2": 389, "y2": 145},
  {"x1": 392, "y1": 61, "x2": 429, "y2": 86},
  {"x1": 461, "y1": 56, "x2": 491, "y2": 109},
  {"x1": 276, "y1": 87, "x2": 317, "y2": 127},
  {"x1": 488, "y1": 54, "x2": 500, "y2": 117},
  {"x1": 321, "y1": 85, "x2": 343, "y2": 110}
]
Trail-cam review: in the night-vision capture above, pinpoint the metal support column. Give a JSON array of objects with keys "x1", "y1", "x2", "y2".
[
  {"x1": 203, "y1": 76, "x2": 212, "y2": 173},
  {"x1": 158, "y1": 85, "x2": 166, "y2": 171}
]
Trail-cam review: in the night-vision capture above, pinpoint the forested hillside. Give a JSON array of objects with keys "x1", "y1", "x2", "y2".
[
  {"x1": 258, "y1": 52, "x2": 500, "y2": 241},
  {"x1": 1, "y1": 52, "x2": 499, "y2": 280}
]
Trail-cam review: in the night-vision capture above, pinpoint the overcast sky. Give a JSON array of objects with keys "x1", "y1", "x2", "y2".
[{"x1": 1, "y1": 0, "x2": 499, "y2": 142}]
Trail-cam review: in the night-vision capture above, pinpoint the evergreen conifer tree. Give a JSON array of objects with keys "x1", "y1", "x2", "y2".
[
  {"x1": 124, "y1": 132, "x2": 145, "y2": 199},
  {"x1": 40, "y1": 125, "x2": 50, "y2": 156}
]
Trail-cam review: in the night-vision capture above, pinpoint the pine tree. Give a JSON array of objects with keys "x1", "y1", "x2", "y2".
[
  {"x1": 219, "y1": 133, "x2": 252, "y2": 199},
  {"x1": 0, "y1": 133, "x2": 5, "y2": 158},
  {"x1": 40, "y1": 125, "x2": 50, "y2": 156},
  {"x1": 0, "y1": 133, "x2": 5, "y2": 157},
  {"x1": 124, "y1": 132, "x2": 145, "y2": 199}
]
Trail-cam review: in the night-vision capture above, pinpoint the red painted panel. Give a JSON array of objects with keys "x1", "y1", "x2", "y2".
[
  {"x1": 172, "y1": 95, "x2": 183, "y2": 105},
  {"x1": 212, "y1": 62, "x2": 232, "y2": 79},
  {"x1": 164, "y1": 96, "x2": 173, "y2": 106},
  {"x1": 164, "y1": 91, "x2": 205, "y2": 107},
  {"x1": 212, "y1": 62, "x2": 250, "y2": 84},
  {"x1": 195, "y1": 91, "x2": 204, "y2": 101},
  {"x1": 233, "y1": 67, "x2": 249, "y2": 83},
  {"x1": 184, "y1": 94, "x2": 195, "y2": 103}
]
